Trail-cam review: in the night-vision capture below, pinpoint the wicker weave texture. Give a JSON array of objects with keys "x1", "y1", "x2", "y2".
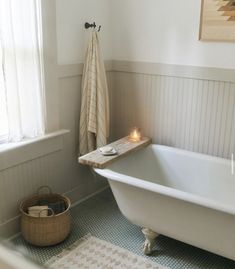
[{"x1": 20, "y1": 192, "x2": 71, "y2": 247}]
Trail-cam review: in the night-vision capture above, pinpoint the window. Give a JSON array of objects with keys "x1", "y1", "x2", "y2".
[
  {"x1": 0, "y1": 56, "x2": 8, "y2": 143},
  {"x1": 0, "y1": 0, "x2": 45, "y2": 144}
]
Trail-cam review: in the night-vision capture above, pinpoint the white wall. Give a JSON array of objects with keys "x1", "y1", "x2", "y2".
[
  {"x1": 56, "y1": 0, "x2": 112, "y2": 65},
  {"x1": 2, "y1": 0, "x2": 234, "y2": 239},
  {"x1": 0, "y1": 0, "x2": 112, "y2": 239},
  {"x1": 111, "y1": 0, "x2": 235, "y2": 69},
  {"x1": 56, "y1": 0, "x2": 235, "y2": 69},
  {"x1": 111, "y1": 69, "x2": 235, "y2": 159}
]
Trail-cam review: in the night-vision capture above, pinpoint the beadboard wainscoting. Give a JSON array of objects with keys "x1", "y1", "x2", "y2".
[
  {"x1": 57, "y1": 60, "x2": 234, "y2": 159},
  {"x1": 0, "y1": 68, "x2": 112, "y2": 239},
  {"x1": 1, "y1": 60, "x2": 234, "y2": 239},
  {"x1": 111, "y1": 61, "x2": 235, "y2": 160},
  {"x1": 0, "y1": 132, "x2": 107, "y2": 239},
  {"x1": 0, "y1": 150, "x2": 65, "y2": 238},
  {"x1": 58, "y1": 60, "x2": 234, "y2": 159}
]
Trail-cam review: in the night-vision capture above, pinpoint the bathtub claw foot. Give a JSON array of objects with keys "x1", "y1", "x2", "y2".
[{"x1": 142, "y1": 228, "x2": 159, "y2": 255}]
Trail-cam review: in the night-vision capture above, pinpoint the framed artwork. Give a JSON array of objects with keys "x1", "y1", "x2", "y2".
[{"x1": 200, "y1": 0, "x2": 235, "y2": 41}]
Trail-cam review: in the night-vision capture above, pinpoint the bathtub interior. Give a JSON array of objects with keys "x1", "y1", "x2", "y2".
[{"x1": 107, "y1": 145, "x2": 235, "y2": 206}]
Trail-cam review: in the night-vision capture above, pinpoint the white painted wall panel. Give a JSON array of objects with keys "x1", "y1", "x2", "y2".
[
  {"x1": 111, "y1": 72, "x2": 235, "y2": 159},
  {"x1": 56, "y1": 0, "x2": 112, "y2": 64},
  {"x1": 0, "y1": 72, "x2": 113, "y2": 238},
  {"x1": 111, "y1": 0, "x2": 235, "y2": 69},
  {"x1": 1, "y1": 57, "x2": 234, "y2": 238}
]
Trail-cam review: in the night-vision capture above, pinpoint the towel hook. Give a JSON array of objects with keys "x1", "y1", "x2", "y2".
[
  {"x1": 85, "y1": 22, "x2": 101, "y2": 32},
  {"x1": 85, "y1": 22, "x2": 96, "y2": 29}
]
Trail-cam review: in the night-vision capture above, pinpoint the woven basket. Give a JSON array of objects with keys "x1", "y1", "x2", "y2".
[{"x1": 20, "y1": 186, "x2": 71, "y2": 247}]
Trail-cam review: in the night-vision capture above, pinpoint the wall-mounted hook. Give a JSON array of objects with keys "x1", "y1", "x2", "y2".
[
  {"x1": 85, "y1": 22, "x2": 101, "y2": 32},
  {"x1": 85, "y1": 22, "x2": 96, "y2": 30}
]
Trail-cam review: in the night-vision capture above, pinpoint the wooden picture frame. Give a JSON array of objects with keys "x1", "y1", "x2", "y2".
[{"x1": 199, "y1": 0, "x2": 235, "y2": 42}]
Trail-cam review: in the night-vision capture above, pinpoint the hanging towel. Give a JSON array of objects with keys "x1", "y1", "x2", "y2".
[{"x1": 79, "y1": 31, "x2": 110, "y2": 155}]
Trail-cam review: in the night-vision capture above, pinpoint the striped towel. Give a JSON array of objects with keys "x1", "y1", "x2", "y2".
[{"x1": 79, "y1": 30, "x2": 110, "y2": 155}]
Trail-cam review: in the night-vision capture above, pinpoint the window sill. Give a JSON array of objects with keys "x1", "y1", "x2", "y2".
[{"x1": 0, "y1": 130, "x2": 70, "y2": 171}]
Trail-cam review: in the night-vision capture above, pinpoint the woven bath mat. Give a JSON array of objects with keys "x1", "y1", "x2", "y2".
[{"x1": 46, "y1": 235, "x2": 170, "y2": 269}]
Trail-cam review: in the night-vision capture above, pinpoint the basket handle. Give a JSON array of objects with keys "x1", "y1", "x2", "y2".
[
  {"x1": 39, "y1": 208, "x2": 55, "y2": 217},
  {"x1": 37, "y1": 186, "x2": 52, "y2": 195}
]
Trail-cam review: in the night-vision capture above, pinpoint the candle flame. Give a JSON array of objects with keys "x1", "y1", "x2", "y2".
[{"x1": 129, "y1": 128, "x2": 141, "y2": 142}]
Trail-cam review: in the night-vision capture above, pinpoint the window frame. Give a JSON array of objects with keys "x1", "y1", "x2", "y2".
[
  {"x1": 40, "y1": 0, "x2": 60, "y2": 133},
  {"x1": 0, "y1": 134, "x2": 8, "y2": 144},
  {"x1": 0, "y1": 0, "x2": 69, "y2": 170},
  {"x1": 0, "y1": 0, "x2": 60, "y2": 144},
  {"x1": 0, "y1": 35, "x2": 8, "y2": 142},
  {"x1": 0, "y1": 0, "x2": 62, "y2": 151},
  {"x1": 0, "y1": 91, "x2": 8, "y2": 143}
]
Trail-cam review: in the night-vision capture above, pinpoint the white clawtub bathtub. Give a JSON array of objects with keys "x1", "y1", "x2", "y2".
[{"x1": 94, "y1": 144, "x2": 235, "y2": 260}]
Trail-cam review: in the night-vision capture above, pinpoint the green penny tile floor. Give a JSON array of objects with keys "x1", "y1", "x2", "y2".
[{"x1": 12, "y1": 188, "x2": 235, "y2": 269}]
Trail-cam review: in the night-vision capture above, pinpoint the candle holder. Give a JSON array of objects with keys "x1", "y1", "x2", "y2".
[{"x1": 128, "y1": 127, "x2": 142, "y2": 142}]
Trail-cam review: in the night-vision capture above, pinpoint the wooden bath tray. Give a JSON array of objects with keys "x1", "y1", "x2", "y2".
[{"x1": 78, "y1": 136, "x2": 151, "y2": 169}]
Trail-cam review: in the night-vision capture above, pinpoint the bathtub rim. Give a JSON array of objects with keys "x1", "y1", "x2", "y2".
[{"x1": 94, "y1": 144, "x2": 235, "y2": 216}]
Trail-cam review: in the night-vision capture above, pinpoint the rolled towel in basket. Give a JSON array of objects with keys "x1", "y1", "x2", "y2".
[{"x1": 28, "y1": 206, "x2": 49, "y2": 217}]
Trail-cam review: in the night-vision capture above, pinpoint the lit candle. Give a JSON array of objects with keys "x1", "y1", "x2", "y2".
[{"x1": 129, "y1": 127, "x2": 142, "y2": 142}]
